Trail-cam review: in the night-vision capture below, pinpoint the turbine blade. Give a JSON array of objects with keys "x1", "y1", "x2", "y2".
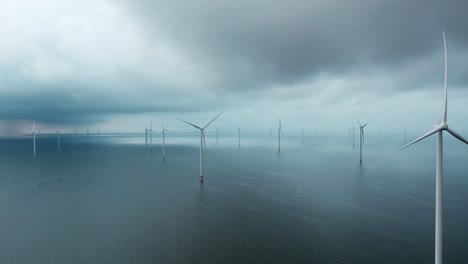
[
  {"x1": 447, "y1": 127, "x2": 468, "y2": 144},
  {"x1": 443, "y1": 31, "x2": 448, "y2": 123},
  {"x1": 362, "y1": 123, "x2": 368, "y2": 128},
  {"x1": 178, "y1": 118, "x2": 202, "y2": 130},
  {"x1": 203, "y1": 112, "x2": 223, "y2": 129},
  {"x1": 356, "y1": 119, "x2": 362, "y2": 127},
  {"x1": 365, "y1": 127, "x2": 441, "y2": 175}
]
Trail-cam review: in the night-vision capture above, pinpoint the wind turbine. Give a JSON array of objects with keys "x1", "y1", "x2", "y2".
[
  {"x1": 98, "y1": 129, "x2": 100, "y2": 143},
  {"x1": 238, "y1": 127, "x2": 241, "y2": 147},
  {"x1": 216, "y1": 128, "x2": 219, "y2": 144},
  {"x1": 278, "y1": 119, "x2": 281, "y2": 153},
  {"x1": 32, "y1": 121, "x2": 36, "y2": 156},
  {"x1": 74, "y1": 129, "x2": 77, "y2": 143},
  {"x1": 366, "y1": 32, "x2": 468, "y2": 264},
  {"x1": 145, "y1": 128, "x2": 148, "y2": 147},
  {"x1": 57, "y1": 130, "x2": 61, "y2": 150},
  {"x1": 357, "y1": 120, "x2": 367, "y2": 164},
  {"x1": 87, "y1": 128, "x2": 90, "y2": 143},
  {"x1": 178, "y1": 112, "x2": 223, "y2": 182},
  {"x1": 270, "y1": 128, "x2": 273, "y2": 142},
  {"x1": 161, "y1": 122, "x2": 171, "y2": 159},
  {"x1": 149, "y1": 121, "x2": 154, "y2": 151}
]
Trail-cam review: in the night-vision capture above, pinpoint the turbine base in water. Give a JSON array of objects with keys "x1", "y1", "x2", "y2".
[{"x1": 200, "y1": 175, "x2": 204, "y2": 182}]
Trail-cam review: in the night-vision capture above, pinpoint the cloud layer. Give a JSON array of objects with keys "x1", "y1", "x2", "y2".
[{"x1": 0, "y1": 0, "x2": 467, "y2": 133}]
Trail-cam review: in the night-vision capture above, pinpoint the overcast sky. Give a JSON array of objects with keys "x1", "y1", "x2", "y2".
[{"x1": 1, "y1": 0, "x2": 467, "y2": 136}]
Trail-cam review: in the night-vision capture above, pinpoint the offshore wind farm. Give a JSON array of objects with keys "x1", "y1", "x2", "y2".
[{"x1": 1, "y1": 1, "x2": 468, "y2": 264}]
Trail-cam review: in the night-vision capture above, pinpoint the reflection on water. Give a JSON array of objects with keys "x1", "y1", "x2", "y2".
[{"x1": 0, "y1": 133, "x2": 467, "y2": 263}]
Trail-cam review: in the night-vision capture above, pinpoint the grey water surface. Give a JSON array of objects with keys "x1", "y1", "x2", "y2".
[{"x1": 0, "y1": 133, "x2": 467, "y2": 263}]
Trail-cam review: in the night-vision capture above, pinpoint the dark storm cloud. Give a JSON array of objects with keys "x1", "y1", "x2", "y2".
[
  {"x1": 0, "y1": 82, "x2": 206, "y2": 124},
  {"x1": 119, "y1": 0, "x2": 468, "y2": 91},
  {"x1": 1, "y1": 0, "x2": 468, "y2": 129}
]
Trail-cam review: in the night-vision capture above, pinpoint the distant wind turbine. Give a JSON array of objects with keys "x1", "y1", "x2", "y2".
[
  {"x1": 32, "y1": 121, "x2": 36, "y2": 156},
  {"x1": 145, "y1": 128, "x2": 148, "y2": 147},
  {"x1": 278, "y1": 119, "x2": 281, "y2": 153},
  {"x1": 216, "y1": 128, "x2": 219, "y2": 144},
  {"x1": 366, "y1": 32, "x2": 468, "y2": 264},
  {"x1": 161, "y1": 122, "x2": 171, "y2": 159},
  {"x1": 98, "y1": 129, "x2": 100, "y2": 143},
  {"x1": 178, "y1": 112, "x2": 223, "y2": 182},
  {"x1": 149, "y1": 121, "x2": 153, "y2": 151},
  {"x1": 238, "y1": 127, "x2": 241, "y2": 147},
  {"x1": 357, "y1": 120, "x2": 367, "y2": 164}
]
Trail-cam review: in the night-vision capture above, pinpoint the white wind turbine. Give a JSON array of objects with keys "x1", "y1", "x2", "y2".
[
  {"x1": 149, "y1": 121, "x2": 154, "y2": 151},
  {"x1": 357, "y1": 121, "x2": 367, "y2": 164},
  {"x1": 161, "y1": 122, "x2": 171, "y2": 159},
  {"x1": 178, "y1": 112, "x2": 223, "y2": 182},
  {"x1": 278, "y1": 119, "x2": 281, "y2": 153},
  {"x1": 32, "y1": 120, "x2": 36, "y2": 156},
  {"x1": 57, "y1": 130, "x2": 61, "y2": 150},
  {"x1": 366, "y1": 32, "x2": 468, "y2": 264},
  {"x1": 145, "y1": 128, "x2": 148, "y2": 147}
]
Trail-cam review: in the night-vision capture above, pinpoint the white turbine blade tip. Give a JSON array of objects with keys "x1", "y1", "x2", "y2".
[
  {"x1": 365, "y1": 127, "x2": 440, "y2": 175},
  {"x1": 177, "y1": 118, "x2": 202, "y2": 130},
  {"x1": 447, "y1": 127, "x2": 468, "y2": 144},
  {"x1": 203, "y1": 112, "x2": 223, "y2": 129}
]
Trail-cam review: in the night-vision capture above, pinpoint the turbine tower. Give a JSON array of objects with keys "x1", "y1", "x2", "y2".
[
  {"x1": 278, "y1": 119, "x2": 281, "y2": 153},
  {"x1": 161, "y1": 122, "x2": 171, "y2": 159},
  {"x1": 145, "y1": 128, "x2": 148, "y2": 147},
  {"x1": 216, "y1": 128, "x2": 218, "y2": 144},
  {"x1": 357, "y1": 120, "x2": 367, "y2": 164},
  {"x1": 238, "y1": 127, "x2": 241, "y2": 147},
  {"x1": 366, "y1": 32, "x2": 468, "y2": 264},
  {"x1": 178, "y1": 112, "x2": 222, "y2": 182},
  {"x1": 32, "y1": 120, "x2": 36, "y2": 156},
  {"x1": 149, "y1": 121, "x2": 153, "y2": 151}
]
